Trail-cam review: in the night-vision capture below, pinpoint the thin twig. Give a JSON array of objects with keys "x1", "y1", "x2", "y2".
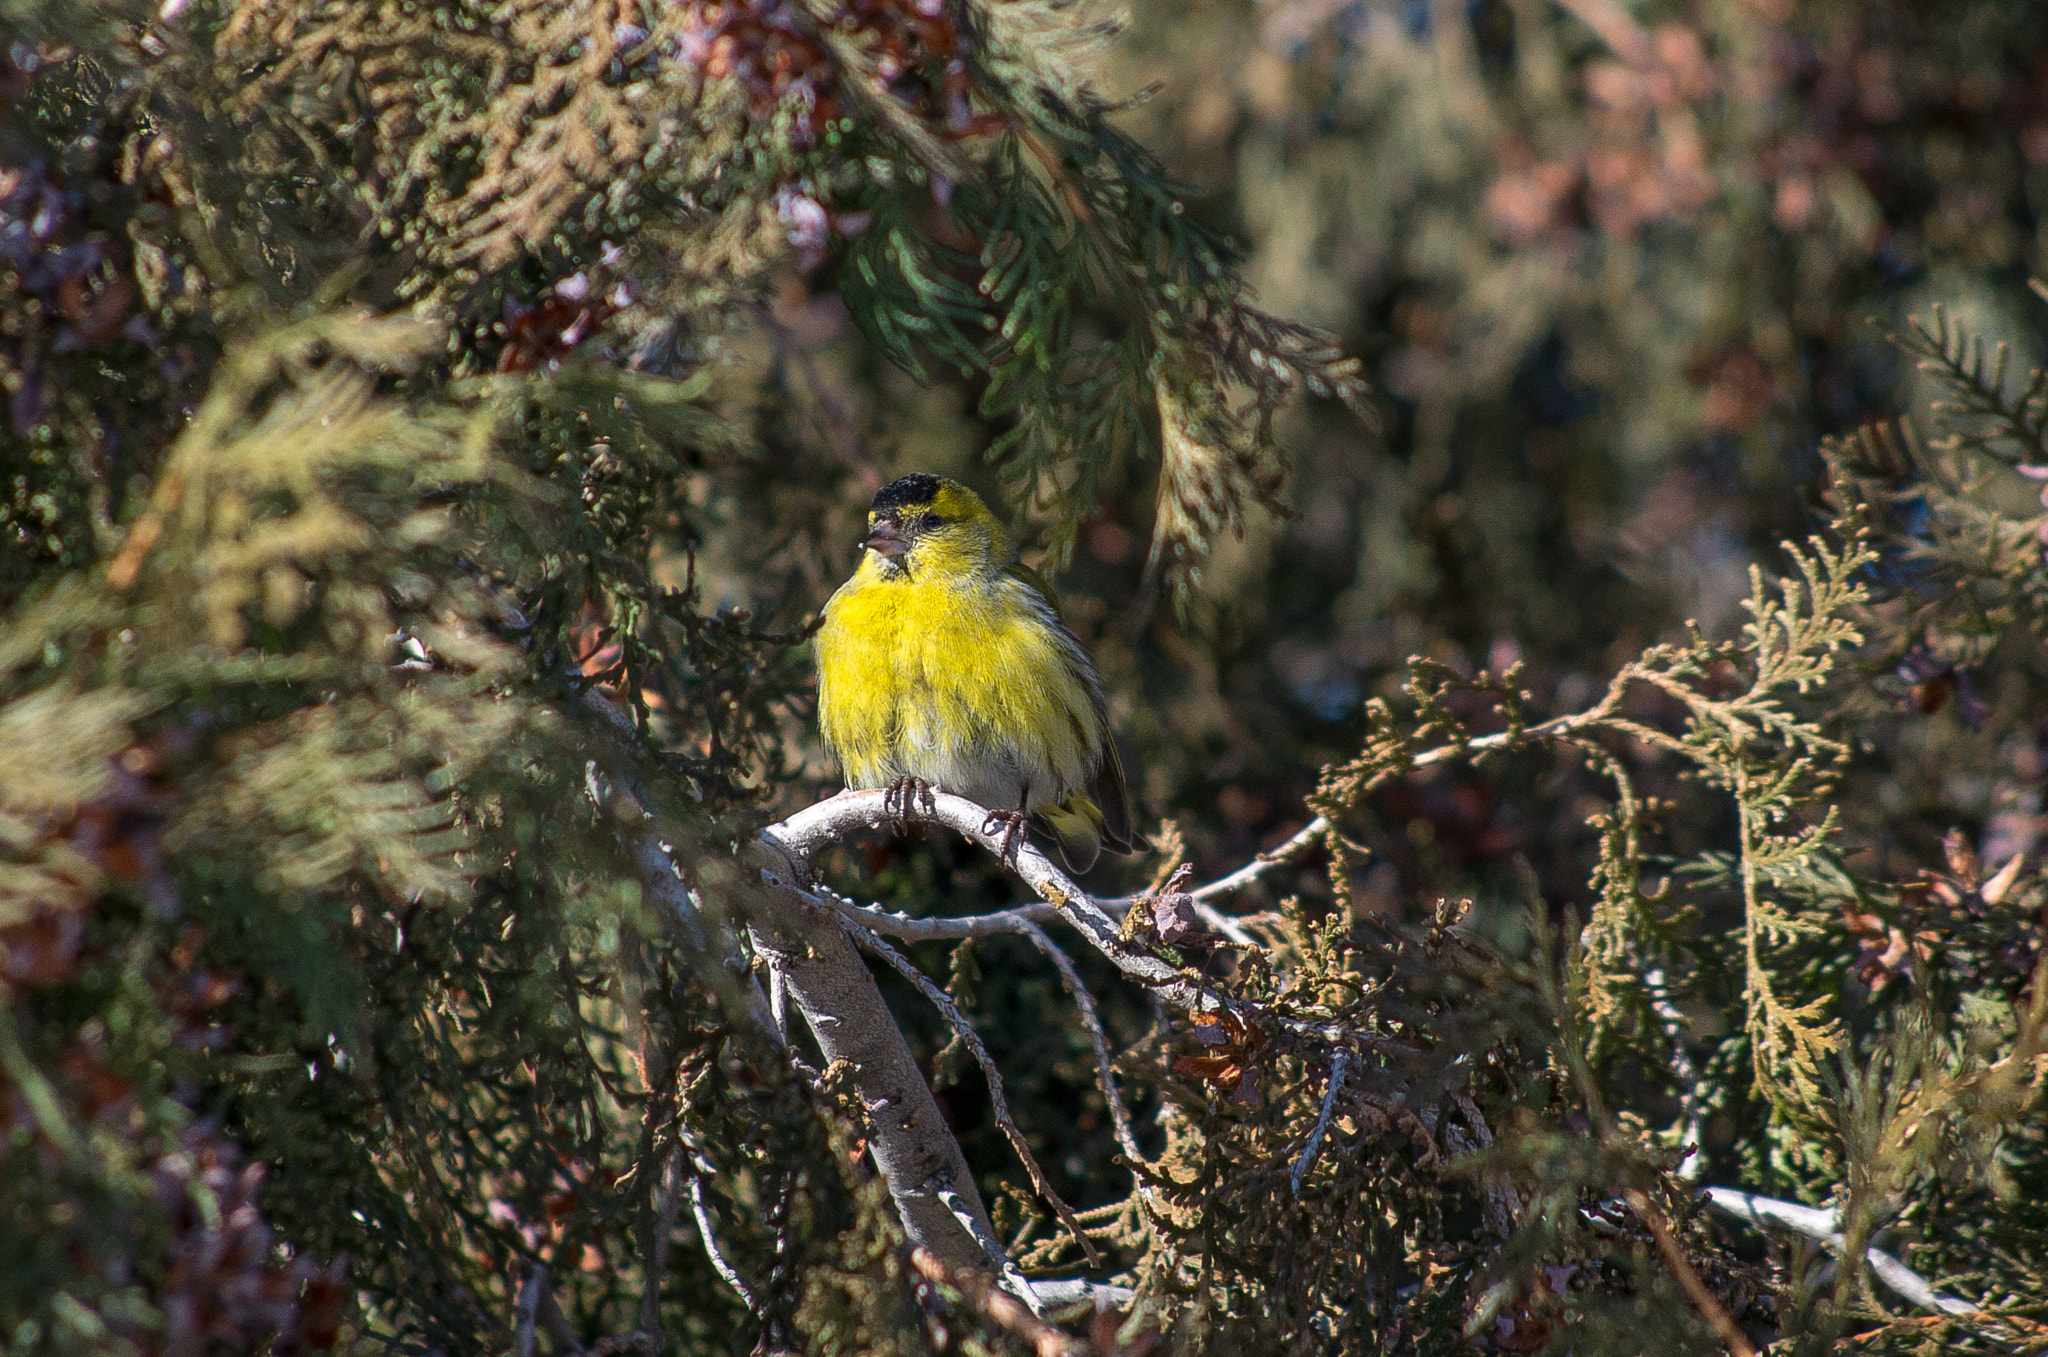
[
  {"x1": 1291, "y1": 1049, "x2": 1351, "y2": 1198},
  {"x1": 1703, "y1": 1187, "x2": 1976, "y2": 1316},
  {"x1": 1015, "y1": 918, "x2": 1143, "y2": 1167},
  {"x1": 807, "y1": 878, "x2": 1063, "y2": 940},
  {"x1": 687, "y1": 1174, "x2": 755, "y2": 1306},
  {"x1": 838, "y1": 913, "x2": 1103, "y2": 1267},
  {"x1": 1182, "y1": 815, "x2": 1329, "y2": 904},
  {"x1": 1622, "y1": 1188, "x2": 1759, "y2": 1357}
]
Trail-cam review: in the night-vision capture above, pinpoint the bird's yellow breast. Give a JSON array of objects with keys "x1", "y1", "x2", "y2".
[{"x1": 815, "y1": 567, "x2": 1103, "y2": 810}]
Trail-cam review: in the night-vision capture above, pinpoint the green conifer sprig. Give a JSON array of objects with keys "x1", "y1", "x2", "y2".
[{"x1": 1897, "y1": 292, "x2": 2048, "y2": 470}]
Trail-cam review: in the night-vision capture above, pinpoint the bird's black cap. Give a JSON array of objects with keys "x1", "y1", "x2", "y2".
[{"x1": 871, "y1": 473, "x2": 940, "y2": 512}]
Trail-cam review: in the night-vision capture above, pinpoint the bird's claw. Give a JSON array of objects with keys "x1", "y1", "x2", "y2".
[
  {"x1": 883, "y1": 776, "x2": 935, "y2": 828},
  {"x1": 981, "y1": 809, "x2": 1028, "y2": 864}
]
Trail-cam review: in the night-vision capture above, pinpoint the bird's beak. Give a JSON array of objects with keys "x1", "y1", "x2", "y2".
[{"x1": 861, "y1": 518, "x2": 910, "y2": 559}]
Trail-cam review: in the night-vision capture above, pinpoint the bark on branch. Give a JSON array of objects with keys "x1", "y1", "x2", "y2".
[
  {"x1": 577, "y1": 693, "x2": 1005, "y2": 1279},
  {"x1": 743, "y1": 875, "x2": 1006, "y2": 1275}
]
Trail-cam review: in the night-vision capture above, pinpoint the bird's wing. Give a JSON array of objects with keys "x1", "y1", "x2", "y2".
[
  {"x1": 1091, "y1": 734, "x2": 1149, "y2": 856},
  {"x1": 1005, "y1": 558, "x2": 1149, "y2": 855},
  {"x1": 1002, "y1": 559, "x2": 1066, "y2": 619}
]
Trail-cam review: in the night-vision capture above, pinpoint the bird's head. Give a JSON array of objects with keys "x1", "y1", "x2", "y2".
[{"x1": 858, "y1": 474, "x2": 1008, "y2": 581}]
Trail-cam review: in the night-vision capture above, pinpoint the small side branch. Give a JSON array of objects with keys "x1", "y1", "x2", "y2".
[
  {"x1": 1184, "y1": 815, "x2": 1329, "y2": 904},
  {"x1": 1016, "y1": 918, "x2": 1143, "y2": 1168},
  {"x1": 1291, "y1": 1050, "x2": 1351, "y2": 1198},
  {"x1": 1704, "y1": 1187, "x2": 1976, "y2": 1316},
  {"x1": 688, "y1": 1174, "x2": 755, "y2": 1306}
]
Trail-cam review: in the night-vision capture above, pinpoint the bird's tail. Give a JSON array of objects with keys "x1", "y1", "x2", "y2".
[
  {"x1": 1039, "y1": 790, "x2": 1150, "y2": 874},
  {"x1": 1037, "y1": 794, "x2": 1106, "y2": 874}
]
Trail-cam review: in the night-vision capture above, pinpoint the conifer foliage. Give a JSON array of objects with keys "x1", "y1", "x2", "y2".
[{"x1": 2, "y1": 0, "x2": 2047, "y2": 1354}]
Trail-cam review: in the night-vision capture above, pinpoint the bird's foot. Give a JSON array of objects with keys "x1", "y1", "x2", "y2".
[
  {"x1": 883, "y1": 776, "x2": 935, "y2": 828},
  {"x1": 981, "y1": 808, "x2": 1028, "y2": 864}
]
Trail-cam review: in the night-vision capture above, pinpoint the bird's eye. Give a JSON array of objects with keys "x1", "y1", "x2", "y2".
[{"x1": 917, "y1": 512, "x2": 943, "y2": 531}]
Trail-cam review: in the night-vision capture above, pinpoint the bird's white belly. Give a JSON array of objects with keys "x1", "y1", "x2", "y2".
[{"x1": 895, "y1": 701, "x2": 1058, "y2": 812}]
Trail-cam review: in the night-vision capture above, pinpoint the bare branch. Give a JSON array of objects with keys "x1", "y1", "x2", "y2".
[
  {"x1": 806, "y1": 878, "x2": 1064, "y2": 940},
  {"x1": 837, "y1": 912, "x2": 1102, "y2": 1268},
  {"x1": 908, "y1": 1247, "x2": 1082, "y2": 1356},
  {"x1": 578, "y1": 691, "x2": 1003, "y2": 1275},
  {"x1": 1182, "y1": 814, "x2": 1329, "y2": 904},
  {"x1": 808, "y1": 876, "x2": 1154, "y2": 1228},
  {"x1": 939, "y1": 1184, "x2": 1050, "y2": 1316},
  {"x1": 764, "y1": 790, "x2": 1426, "y2": 1066},
  {"x1": 1032, "y1": 1278, "x2": 1136, "y2": 1307},
  {"x1": 1703, "y1": 1187, "x2": 1977, "y2": 1316},
  {"x1": 1125, "y1": 695, "x2": 1628, "y2": 921},
  {"x1": 744, "y1": 881, "x2": 1004, "y2": 1273},
  {"x1": 762, "y1": 790, "x2": 1219, "y2": 1014},
  {"x1": 706, "y1": 687, "x2": 1636, "y2": 1299}
]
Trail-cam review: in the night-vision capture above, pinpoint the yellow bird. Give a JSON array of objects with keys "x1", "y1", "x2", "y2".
[{"x1": 815, "y1": 473, "x2": 1147, "y2": 871}]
